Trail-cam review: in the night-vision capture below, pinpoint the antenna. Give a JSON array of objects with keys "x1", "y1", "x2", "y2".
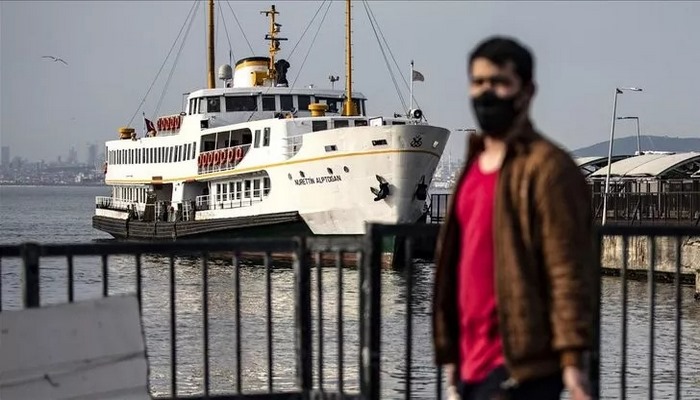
[{"x1": 261, "y1": 5, "x2": 287, "y2": 85}]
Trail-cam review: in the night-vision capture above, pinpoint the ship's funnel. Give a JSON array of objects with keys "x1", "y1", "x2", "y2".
[{"x1": 232, "y1": 57, "x2": 270, "y2": 88}]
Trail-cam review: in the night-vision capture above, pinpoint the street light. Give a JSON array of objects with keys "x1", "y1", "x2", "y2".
[
  {"x1": 602, "y1": 87, "x2": 643, "y2": 225},
  {"x1": 617, "y1": 116, "x2": 641, "y2": 155}
]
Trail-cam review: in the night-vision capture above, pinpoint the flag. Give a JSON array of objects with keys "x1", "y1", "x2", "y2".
[
  {"x1": 144, "y1": 115, "x2": 156, "y2": 135},
  {"x1": 412, "y1": 69, "x2": 425, "y2": 82}
]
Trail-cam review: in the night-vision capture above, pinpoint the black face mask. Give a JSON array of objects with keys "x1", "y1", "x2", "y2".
[{"x1": 471, "y1": 90, "x2": 522, "y2": 138}]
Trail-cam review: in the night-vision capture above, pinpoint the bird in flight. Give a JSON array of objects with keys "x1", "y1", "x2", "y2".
[{"x1": 42, "y1": 55, "x2": 68, "y2": 65}]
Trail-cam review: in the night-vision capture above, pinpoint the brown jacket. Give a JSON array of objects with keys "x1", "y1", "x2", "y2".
[{"x1": 432, "y1": 116, "x2": 596, "y2": 383}]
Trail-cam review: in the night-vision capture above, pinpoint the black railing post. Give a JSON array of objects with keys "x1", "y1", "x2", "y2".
[
  {"x1": 362, "y1": 223, "x2": 382, "y2": 400},
  {"x1": 590, "y1": 229, "x2": 602, "y2": 399},
  {"x1": 21, "y1": 242, "x2": 40, "y2": 308},
  {"x1": 294, "y1": 237, "x2": 312, "y2": 397}
]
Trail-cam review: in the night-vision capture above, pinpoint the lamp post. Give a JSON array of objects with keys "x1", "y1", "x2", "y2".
[
  {"x1": 617, "y1": 116, "x2": 641, "y2": 155},
  {"x1": 602, "y1": 87, "x2": 643, "y2": 225}
]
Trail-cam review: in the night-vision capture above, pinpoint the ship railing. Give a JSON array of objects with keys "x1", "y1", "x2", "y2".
[
  {"x1": 283, "y1": 134, "x2": 304, "y2": 158},
  {"x1": 197, "y1": 144, "x2": 252, "y2": 175},
  {"x1": 95, "y1": 196, "x2": 135, "y2": 211},
  {"x1": 194, "y1": 190, "x2": 267, "y2": 211}
]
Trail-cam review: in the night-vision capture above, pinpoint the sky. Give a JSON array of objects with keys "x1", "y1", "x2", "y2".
[{"x1": 2, "y1": 1, "x2": 699, "y2": 163}]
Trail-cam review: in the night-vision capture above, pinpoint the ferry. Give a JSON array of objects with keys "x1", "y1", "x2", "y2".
[{"x1": 93, "y1": 0, "x2": 450, "y2": 240}]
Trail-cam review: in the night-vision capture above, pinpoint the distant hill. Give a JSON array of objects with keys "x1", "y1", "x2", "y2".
[{"x1": 572, "y1": 135, "x2": 700, "y2": 157}]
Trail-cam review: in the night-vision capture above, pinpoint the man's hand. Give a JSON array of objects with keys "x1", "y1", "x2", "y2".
[
  {"x1": 444, "y1": 364, "x2": 460, "y2": 400},
  {"x1": 563, "y1": 366, "x2": 592, "y2": 400}
]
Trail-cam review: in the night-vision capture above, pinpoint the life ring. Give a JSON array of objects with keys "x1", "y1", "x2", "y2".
[
  {"x1": 157, "y1": 119, "x2": 162, "y2": 131},
  {"x1": 226, "y1": 148, "x2": 234, "y2": 164},
  {"x1": 205, "y1": 152, "x2": 213, "y2": 166},
  {"x1": 175, "y1": 116, "x2": 181, "y2": 130},
  {"x1": 171, "y1": 116, "x2": 178, "y2": 130},
  {"x1": 197, "y1": 153, "x2": 204, "y2": 167},
  {"x1": 234, "y1": 147, "x2": 243, "y2": 162},
  {"x1": 212, "y1": 150, "x2": 220, "y2": 165}
]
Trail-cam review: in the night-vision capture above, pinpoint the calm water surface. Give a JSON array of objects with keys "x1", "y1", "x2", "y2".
[{"x1": 1, "y1": 185, "x2": 698, "y2": 398}]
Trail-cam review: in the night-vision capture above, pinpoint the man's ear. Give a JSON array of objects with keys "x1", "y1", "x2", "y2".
[{"x1": 524, "y1": 81, "x2": 536, "y2": 98}]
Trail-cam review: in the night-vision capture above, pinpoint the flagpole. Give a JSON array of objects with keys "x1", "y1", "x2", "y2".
[{"x1": 410, "y1": 60, "x2": 414, "y2": 112}]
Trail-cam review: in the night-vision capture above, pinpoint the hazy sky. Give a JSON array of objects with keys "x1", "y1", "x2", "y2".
[{"x1": 2, "y1": 1, "x2": 699, "y2": 162}]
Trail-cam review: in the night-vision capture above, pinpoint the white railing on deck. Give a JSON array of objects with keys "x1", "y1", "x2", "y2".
[
  {"x1": 198, "y1": 144, "x2": 251, "y2": 175},
  {"x1": 195, "y1": 192, "x2": 266, "y2": 211},
  {"x1": 95, "y1": 196, "x2": 134, "y2": 211}
]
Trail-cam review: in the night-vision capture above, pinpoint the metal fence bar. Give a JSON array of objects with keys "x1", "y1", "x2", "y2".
[
  {"x1": 170, "y1": 254, "x2": 178, "y2": 397},
  {"x1": 202, "y1": 253, "x2": 211, "y2": 398},
  {"x1": 336, "y1": 250, "x2": 344, "y2": 395},
  {"x1": 265, "y1": 252, "x2": 273, "y2": 393},
  {"x1": 234, "y1": 252, "x2": 242, "y2": 394},
  {"x1": 101, "y1": 254, "x2": 109, "y2": 297},
  {"x1": 0, "y1": 257, "x2": 2, "y2": 312},
  {"x1": 294, "y1": 238, "x2": 312, "y2": 395},
  {"x1": 404, "y1": 238, "x2": 413, "y2": 400},
  {"x1": 620, "y1": 236, "x2": 629, "y2": 400},
  {"x1": 136, "y1": 254, "x2": 143, "y2": 313},
  {"x1": 21, "y1": 243, "x2": 40, "y2": 308},
  {"x1": 591, "y1": 231, "x2": 602, "y2": 400},
  {"x1": 648, "y1": 236, "x2": 656, "y2": 400},
  {"x1": 674, "y1": 236, "x2": 682, "y2": 400},
  {"x1": 315, "y1": 251, "x2": 324, "y2": 392},
  {"x1": 362, "y1": 224, "x2": 382, "y2": 400},
  {"x1": 67, "y1": 253, "x2": 74, "y2": 303}
]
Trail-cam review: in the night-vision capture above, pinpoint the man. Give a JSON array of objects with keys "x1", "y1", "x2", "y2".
[{"x1": 432, "y1": 36, "x2": 595, "y2": 400}]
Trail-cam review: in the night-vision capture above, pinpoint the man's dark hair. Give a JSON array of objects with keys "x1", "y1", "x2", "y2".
[{"x1": 468, "y1": 36, "x2": 534, "y2": 84}]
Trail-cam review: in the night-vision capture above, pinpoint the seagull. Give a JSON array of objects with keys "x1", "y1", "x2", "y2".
[{"x1": 42, "y1": 55, "x2": 68, "y2": 65}]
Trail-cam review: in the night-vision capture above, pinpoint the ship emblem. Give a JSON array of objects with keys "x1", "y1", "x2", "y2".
[{"x1": 410, "y1": 135, "x2": 423, "y2": 148}]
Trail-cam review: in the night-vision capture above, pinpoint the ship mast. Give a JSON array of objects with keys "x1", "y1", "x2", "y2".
[
  {"x1": 342, "y1": 0, "x2": 358, "y2": 116},
  {"x1": 262, "y1": 5, "x2": 287, "y2": 86},
  {"x1": 207, "y1": 0, "x2": 215, "y2": 88}
]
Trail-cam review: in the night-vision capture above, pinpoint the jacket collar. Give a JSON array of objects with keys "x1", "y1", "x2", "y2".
[{"x1": 466, "y1": 114, "x2": 539, "y2": 166}]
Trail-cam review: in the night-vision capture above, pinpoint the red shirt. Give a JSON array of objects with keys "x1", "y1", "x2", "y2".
[{"x1": 455, "y1": 160, "x2": 504, "y2": 383}]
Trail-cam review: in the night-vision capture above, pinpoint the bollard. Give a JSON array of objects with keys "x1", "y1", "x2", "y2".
[{"x1": 20, "y1": 242, "x2": 40, "y2": 308}]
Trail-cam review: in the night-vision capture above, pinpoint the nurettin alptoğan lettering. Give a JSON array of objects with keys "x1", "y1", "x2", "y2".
[{"x1": 294, "y1": 175, "x2": 342, "y2": 186}]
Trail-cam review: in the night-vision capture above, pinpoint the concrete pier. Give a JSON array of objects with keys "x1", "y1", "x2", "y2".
[{"x1": 600, "y1": 235, "x2": 700, "y2": 298}]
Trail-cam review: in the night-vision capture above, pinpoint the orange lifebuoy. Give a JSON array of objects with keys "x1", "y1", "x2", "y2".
[
  {"x1": 234, "y1": 147, "x2": 243, "y2": 162},
  {"x1": 226, "y1": 148, "x2": 234, "y2": 164}
]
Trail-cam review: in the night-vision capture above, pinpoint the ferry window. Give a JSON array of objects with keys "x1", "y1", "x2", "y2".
[
  {"x1": 263, "y1": 127, "x2": 271, "y2": 147},
  {"x1": 312, "y1": 121, "x2": 327, "y2": 132},
  {"x1": 253, "y1": 179, "x2": 261, "y2": 198},
  {"x1": 324, "y1": 145, "x2": 337, "y2": 152},
  {"x1": 297, "y1": 95, "x2": 311, "y2": 112},
  {"x1": 334, "y1": 120, "x2": 349, "y2": 128},
  {"x1": 262, "y1": 96, "x2": 276, "y2": 111},
  {"x1": 263, "y1": 177, "x2": 270, "y2": 195},
  {"x1": 280, "y1": 95, "x2": 294, "y2": 111},
  {"x1": 392, "y1": 121, "x2": 406, "y2": 125},
  {"x1": 372, "y1": 139, "x2": 388, "y2": 146},
  {"x1": 206, "y1": 96, "x2": 221, "y2": 113},
  {"x1": 235, "y1": 181, "x2": 242, "y2": 200},
  {"x1": 191, "y1": 142, "x2": 196, "y2": 159},
  {"x1": 169, "y1": 147, "x2": 174, "y2": 163},
  {"x1": 318, "y1": 97, "x2": 341, "y2": 113},
  {"x1": 225, "y1": 96, "x2": 257, "y2": 112},
  {"x1": 244, "y1": 180, "x2": 251, "y2": 198},
  {"x1": 254, "y1": 129, "x2": 261, "y2": 148},
  {"x1": 354, "y1": 119, "x2": 368, "y2": 127}
]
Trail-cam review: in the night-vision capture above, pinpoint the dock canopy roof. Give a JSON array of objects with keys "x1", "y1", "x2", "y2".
[
  {"x1": 575, "y1": 155, "x2": 631, "y2": 176},
  {"x1": 588, "y1": 152, "x2": 700, "y2": 179}
]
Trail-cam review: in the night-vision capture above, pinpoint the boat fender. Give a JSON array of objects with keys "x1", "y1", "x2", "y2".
[{"x1": 226, "y1": 148, "x2": 234, "y2": 164}]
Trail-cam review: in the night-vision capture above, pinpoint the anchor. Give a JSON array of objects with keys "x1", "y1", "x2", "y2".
[{"x1": 370, "y1": 175, "x2": 390, "y2": 201}]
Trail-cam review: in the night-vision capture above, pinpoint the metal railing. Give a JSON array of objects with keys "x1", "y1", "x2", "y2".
[
  {"x1": 428, "y1": 192, "x2": 700, "y2": 226},
  {"x1": 1, "y1": 224, "x2": 698, "y2": 399}
]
